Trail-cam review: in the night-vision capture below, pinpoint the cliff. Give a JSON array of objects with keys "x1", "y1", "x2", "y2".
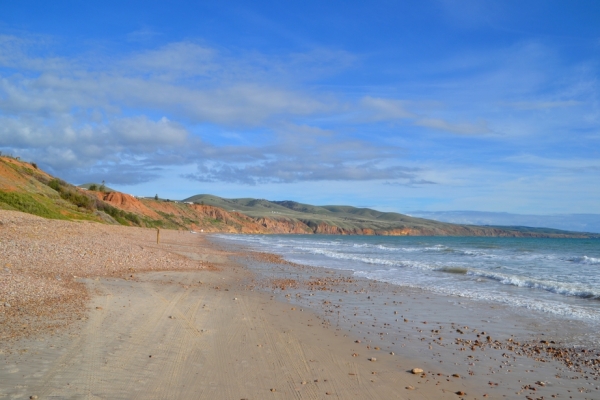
[{"x1": 0, "y1": 156, "x2": 597, "y2": 238}]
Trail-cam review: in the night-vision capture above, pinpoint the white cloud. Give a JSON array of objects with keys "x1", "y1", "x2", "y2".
[
  {"x1": 415, "y1": 118, "x2": 491, "y2": 135},
  {"x1": 1, "y1": 30, "x2": 597, "y2": 209},
  {"x1": 124, "y1": 42, "x2": 217, "y2": 78},
  {"x1": 112, "y1": 116, "x2": 188, "y2": 147},
  {"x1": 360, "y1": 96, "x2": 415, "y2": 120}
]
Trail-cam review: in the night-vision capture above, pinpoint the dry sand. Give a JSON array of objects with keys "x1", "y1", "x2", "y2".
[{"x1": 1, "y1": 210, "x2": 598, "y2": 399}]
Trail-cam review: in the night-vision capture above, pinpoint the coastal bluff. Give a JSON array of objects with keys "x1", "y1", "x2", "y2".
[{"x1": 0, "y1": 155, "x2": 597, "y2": 238}]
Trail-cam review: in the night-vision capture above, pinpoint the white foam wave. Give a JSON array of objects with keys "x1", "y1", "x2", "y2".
[
  {"x1": 213, "y1": 234, "x2": 600, "y2": 315},
  {"x1": 569, "y1": 256, "x2": 600, "y2": 265},
  {"x1": 353, "y1": 270, "x2": 600, "y2": 321},
  {"x1": 464, "y1": 270, "x2": 600, "y2": 300},
  {"x1": 295, "y1": 246, "x2": 407, "y2": 267}
]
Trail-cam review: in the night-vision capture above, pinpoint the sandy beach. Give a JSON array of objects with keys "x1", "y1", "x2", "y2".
[{"x1": 1, "y1": 211, "x2": 599, "y2": 399}]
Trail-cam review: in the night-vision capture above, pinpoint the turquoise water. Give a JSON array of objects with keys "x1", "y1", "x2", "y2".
[{"x1": 215, "y1": 234, "x2": 600, "y2": 322}]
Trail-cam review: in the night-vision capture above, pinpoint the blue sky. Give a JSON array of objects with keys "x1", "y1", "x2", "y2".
[{"x1": 1, "y1": 0, "x2": 599, "y2": 214}]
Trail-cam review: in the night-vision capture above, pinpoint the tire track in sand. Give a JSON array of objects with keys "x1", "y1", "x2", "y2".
[{"x1": 34, "y1": 281, "x2": 113, "y2": 399}]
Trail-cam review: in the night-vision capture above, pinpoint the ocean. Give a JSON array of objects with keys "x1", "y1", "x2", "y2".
[{"x1": 214, "y1": 234, "x2": 600, "y2": 323}]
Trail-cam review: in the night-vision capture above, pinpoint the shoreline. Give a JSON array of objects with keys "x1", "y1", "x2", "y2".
[
  {"x1": 1, "y1": 211, "x2": 599, "y2": 399},
  {"x1": 214, "y1": 235, "x2": 600, "y2": 398}
]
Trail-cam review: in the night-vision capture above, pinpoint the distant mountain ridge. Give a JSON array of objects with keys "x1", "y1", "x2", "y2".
[
  {"x1": 408, "y1": 210, "x2": 600, "y2": 234},
  {"x1": 183, "y1": 194, "x2": 599, "y2": 238}
]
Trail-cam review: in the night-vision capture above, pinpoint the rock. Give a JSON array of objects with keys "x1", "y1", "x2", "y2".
[
  {"x1": 270, "y1": 388, "x2": 276, "y2": 392},
  {"x1": 3, "y1": 302, "x2": 10, "y2": 307},
  {"x1": 390, "y1": 352, "x2": 395, "y2": 355},
  {"x1": 30, "y1": 396, "x2": 38, "y2": 400},
  {"x1": 369, "y1": 357, "x2": 377, "y2": 362},
  {"x1": 411, "y1": 368, "x2": 424, "y2": 374},
  {"x1": 452, "y1": 373, "x2": 460, "y2": 378},
  {"x1": 456, "y1": 391, "x2": 466, "y2": 395},
  {"x1": 405, "y1": 386, "x2": 415, "y2": 390},
  {"x1": 301, "y1": 381, "x2": 307, "y2": 385},
  {"x1": 95, "y1": 306, "x2": 103, "y2": 310}
]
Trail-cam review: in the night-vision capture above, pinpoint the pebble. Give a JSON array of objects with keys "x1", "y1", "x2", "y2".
[
  {"x1": 369, "y1": 357, "x2": 377, "y2": 362},
  {"x1": 3, "y1": 302, "x2": 10, "y2": 307},
  {"x1": 456, "y1": 391, "x2": 466, "y2": 395},
  {"x1": 405, "y1": 386, "x2": 415, "y2": 390},
  {"x1": 411, "y1": 368, "x2": 424, "y2": 374},
  {"x1": 30, "y1": 396, "x2": 38, "y2": 400}
]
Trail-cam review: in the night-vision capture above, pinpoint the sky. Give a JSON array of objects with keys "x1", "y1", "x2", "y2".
[{"x1": 0, "y1": 0, "x2": 599, "y2": 214}]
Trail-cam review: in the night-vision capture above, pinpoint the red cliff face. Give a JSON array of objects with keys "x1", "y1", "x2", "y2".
[
  {"x1": 312, "y1": 223, "x2": 345, "y2": 235},
  {"x1": 254, "y1": 217, "x2": 312, "y2": 234},
  {"x1": 102, "y1": 192, "x2": 162, "y2": 219}
]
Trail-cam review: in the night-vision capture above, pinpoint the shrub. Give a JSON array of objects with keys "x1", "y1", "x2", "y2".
[
  {"x1": 48, "y1": 178, "x2": 63, "y2": 192},
  {"x1": 96, "y1": 200, "x2": 141, "y2": 226},
  {"x1": 47, "y1": 178, "x2": 93, "y2": 210}
]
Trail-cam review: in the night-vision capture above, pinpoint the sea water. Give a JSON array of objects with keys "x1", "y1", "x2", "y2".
[{"x1": 214, "y1": 234, "x2": 600, "y2": 323}]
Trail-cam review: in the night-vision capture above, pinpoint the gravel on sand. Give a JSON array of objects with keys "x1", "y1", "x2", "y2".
[{"x1": 0, "y1": 210, "x2": 205, "y2": 340}]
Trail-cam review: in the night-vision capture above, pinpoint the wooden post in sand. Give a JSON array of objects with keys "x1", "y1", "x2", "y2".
[{"x1": 156, "y1": 228, "x2": 160, "y2": 244}]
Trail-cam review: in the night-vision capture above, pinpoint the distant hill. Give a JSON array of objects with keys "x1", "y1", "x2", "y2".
[
  {"x1": 183, "y1": 194, "x2": 599, "y2": 238},
  {"x1": 408, "y1": 211, "x2": 600, "y2": 234}
]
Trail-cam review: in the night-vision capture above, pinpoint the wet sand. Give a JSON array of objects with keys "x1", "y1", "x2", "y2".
[{"x1": 1, "y1": 212, "x2": 599, "y2": 399}]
